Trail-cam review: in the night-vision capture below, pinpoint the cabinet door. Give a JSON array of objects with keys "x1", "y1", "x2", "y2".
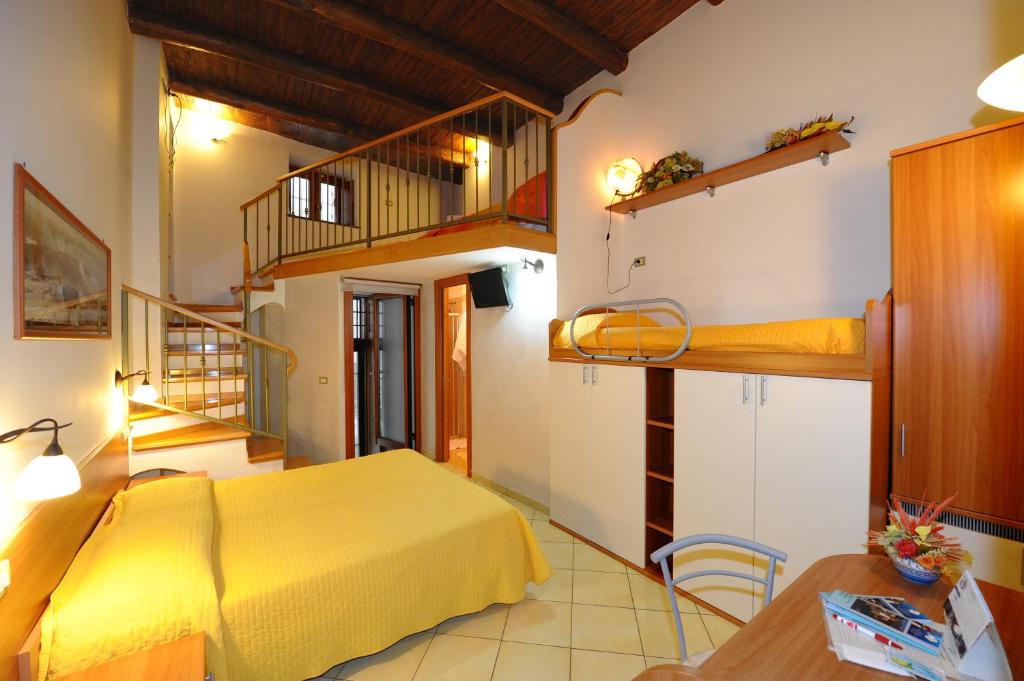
[
  {"x1": 753, "y1": 375, "x2": 870, "y2": 611},
  {"x1": 674, "y1": 370, "x2": 756, "y2": 621},
  {"x1": 892, "y1": 125, "x2": 1024, "y2": 523},
  {"x1": 589, "y1": 364, "x2": 646, "y2": 566},
  {"x1": 549, "y1": 363, "x2": 591, "y2": 537}
]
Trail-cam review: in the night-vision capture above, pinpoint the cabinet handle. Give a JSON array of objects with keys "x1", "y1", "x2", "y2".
[
  {"x1": 759, "y1": 375, "x2": 767, "y2": 406},
  {"x1": 582, "y1": 365, "x2": 588, "y2": 385},
  {"x1": 900, "y1": 423, "x2": 907, "y2": 458},
  {"x1": 591, "y1": 365, "x2": 598, "y2": 385},
  {"x1": 742, "y1": 375, "x2": 750, "y2": 404}
]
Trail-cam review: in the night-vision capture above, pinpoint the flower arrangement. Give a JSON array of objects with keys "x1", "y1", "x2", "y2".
[
  {"x1": 868, "y1": 494, "x2": 971, "y2": 584},
  {"x1": 640, "y1": 151, "x2": 704, "y2": 193},
  {"x1": 765, "y1": 114, "x2": 855, "y2": 152}
]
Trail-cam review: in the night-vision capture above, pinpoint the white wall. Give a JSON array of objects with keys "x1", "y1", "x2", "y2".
[
  {"x1": 556, "y1": 0, "x2": 1024, "y2": 323},
  {"x1": 0, "y1": 0, "x2": 134, "y2": 544}
]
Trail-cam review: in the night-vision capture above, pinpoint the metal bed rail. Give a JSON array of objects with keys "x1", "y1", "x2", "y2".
[{"x1": 568, "y1": 297, "x2": 693, "y2": 362}]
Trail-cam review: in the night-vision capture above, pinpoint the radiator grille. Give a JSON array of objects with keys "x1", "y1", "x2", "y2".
[{"x1": 897, "y1": 500, "x2": 1024, "y2": 543}]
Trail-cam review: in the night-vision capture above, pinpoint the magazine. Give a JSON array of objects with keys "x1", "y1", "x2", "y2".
[{"x1": 823, "y1": 591, "x2": 943, "y2": 655}]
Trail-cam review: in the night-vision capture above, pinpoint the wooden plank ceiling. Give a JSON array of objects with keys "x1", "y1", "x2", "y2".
[{"x1": 128, "y1": 0, "x2": 711, "y2": 153}]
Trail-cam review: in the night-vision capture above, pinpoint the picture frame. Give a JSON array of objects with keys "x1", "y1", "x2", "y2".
[{"x1": 13, "y1": 164, "x2": 111, "y2": 339}]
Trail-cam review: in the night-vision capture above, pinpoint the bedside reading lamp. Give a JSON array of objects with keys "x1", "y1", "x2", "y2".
[{"x1": 0, "y1": 418, "x2": 81, "y2": 500}]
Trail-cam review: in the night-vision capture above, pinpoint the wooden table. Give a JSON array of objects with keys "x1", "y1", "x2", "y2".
[{"x1": 635, "y1": 554, "x2": 1023, "y2": 681}]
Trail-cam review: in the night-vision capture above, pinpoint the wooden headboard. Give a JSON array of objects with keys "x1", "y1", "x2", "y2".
[{"x1": 0, "y1": 431, "x2": 128, "y2": 680}]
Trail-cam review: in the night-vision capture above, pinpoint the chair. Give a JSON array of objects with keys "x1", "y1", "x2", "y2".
[{"x1": 650, "y1": 534, "x2": 788, "y2": 665}]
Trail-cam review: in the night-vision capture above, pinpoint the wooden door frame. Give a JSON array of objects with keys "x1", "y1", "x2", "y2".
[
  {"x1": 434, "y1": 274, "x2": 472, "y2": 476},
  {"x1": 343, "y1": 286, "x2": 421, "y2": 459}
]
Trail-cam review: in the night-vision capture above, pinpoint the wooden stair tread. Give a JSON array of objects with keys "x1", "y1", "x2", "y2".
[
  {"x1": 284, "y1": 455, "x2": 312, "y2": 469},
  {"x1": 167, "y1": 321, "x2": 243, "y2": 329},
  {"x1": 166, "y1": 343, "x2": 246, "y2": 356},
  {"x1": 166, "y1": 393, "x2": 246, "y2": 410},
  {"x1": 133, "y1": 417, "x2": 250, "y2": 451},
  {"x1": 178, "y1": 303, "x2": 243, "y2": 313},
  {"x1": 128, "y1": 402, "x2": 173, "y2": 421},
  {"x1": 230, "y1": 283, "x2": 275, "y2": 293},
  {"x1": 164, "y1": 369, "x2": 248, "y2": 382},
  {"x1": 247, "y1": 436, "x2": 285, "y2": 463}
]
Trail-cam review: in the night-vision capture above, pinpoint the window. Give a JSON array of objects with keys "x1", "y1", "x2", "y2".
[{"x1": 288, "y1": 167, "x2": 354, "y2": 225}]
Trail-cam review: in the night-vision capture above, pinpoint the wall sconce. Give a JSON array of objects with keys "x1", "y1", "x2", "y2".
[
  {"x1": 0, "y1": 419, "x2": 81, "y2": 501},
  {"x1": 607, "y1": 157, "x2": 642, "y2": 197},
  {"x1": 114, "y1": 369, "x2": 159, "y2": 403},
  {"x1": 978, "y1": 53, "x2": 1024, "y2": 111},
  {"x1": 521, "y1": 257, "x2": 544, "y2": 274}
]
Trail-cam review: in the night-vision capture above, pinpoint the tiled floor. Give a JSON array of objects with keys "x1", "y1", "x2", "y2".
[{"x1": 309, "y1": 485, "x2": 741, "y2": 681}]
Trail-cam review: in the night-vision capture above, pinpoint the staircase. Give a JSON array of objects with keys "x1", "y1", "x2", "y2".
[{"x1": 120, "y1": 285, "x2": 309, "y2": 478}]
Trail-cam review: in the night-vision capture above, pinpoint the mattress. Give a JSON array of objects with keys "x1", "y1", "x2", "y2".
[{"x1": 553, "y1": 314, "x2": 866, "y2": 355}]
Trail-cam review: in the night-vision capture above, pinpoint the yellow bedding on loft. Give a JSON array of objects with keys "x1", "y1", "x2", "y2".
[
  {"x1": 553, "y1": 313, "x2": 865, "y2": 355},
  {"x1": 38, "y1": 450, "x2": 549, "y2": 681}
]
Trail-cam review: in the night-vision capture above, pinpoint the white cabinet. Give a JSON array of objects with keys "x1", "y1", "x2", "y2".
[
  {"x1": 674, "y1": 370, "x2": 870, "y2": 621},
  {"x1": 549, "y1": 363, "x2": 645, "y2": 566}
]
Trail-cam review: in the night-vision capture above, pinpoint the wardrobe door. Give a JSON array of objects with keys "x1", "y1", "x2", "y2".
[
  {"x1": 589, "y1": 364, "x2": 646, "y2": 566},
  {"x1": 753, "y1": 375, "x2": 870, "y2": 611},
  {"x1": 674, "y1": 370, "x2": 756, "y2": 622},
  {"x1": 892, "y1": 123, "x2": 1024, "y2": 524},
  {"x1": 549, "y1": 362, "x2": 592, "y2": 538}
]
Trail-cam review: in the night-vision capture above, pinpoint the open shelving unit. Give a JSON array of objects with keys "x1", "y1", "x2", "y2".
[
  {"x1": 645, "y1": 367, "x2": 675, "y2": 576},
  {"x1": 607, "y1": 131, "x2": 851, "y2": 215}
]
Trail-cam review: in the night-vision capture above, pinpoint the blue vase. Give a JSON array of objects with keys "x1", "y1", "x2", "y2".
[{"x1": 890, "y1": 555, "x2": 941, "y2": 584}]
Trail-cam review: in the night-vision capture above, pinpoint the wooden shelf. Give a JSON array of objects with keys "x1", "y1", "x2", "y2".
[
  {"x1": 647, "y1": 468, "x2": 674, "y2": 484},
  {"x1": 646, "y1": 417, "x2": 674, "y2": 430},
  {"x1": 607, "y1": 131, "x2": 851, "y2": 214},
  {"x1": 646, "y1": 519, "x2": 673, "y2": 537}
]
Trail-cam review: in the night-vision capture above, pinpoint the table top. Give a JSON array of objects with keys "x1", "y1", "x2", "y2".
[{"x1": 646, "y1": 554, "x2": 1023, "y2": 681}]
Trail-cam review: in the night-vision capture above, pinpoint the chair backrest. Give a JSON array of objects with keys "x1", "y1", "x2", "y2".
[{"x1": 650, "y1": 534, "x2": 787, "y2": 661}]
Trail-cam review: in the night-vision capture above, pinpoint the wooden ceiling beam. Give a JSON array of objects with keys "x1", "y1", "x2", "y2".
[
  {"x1": 492, "y1": 0, "x2": 627, "y2": 75},
  {"x1": 706, "y1": 0, "x2": 726, "y2": 5},
  {"x1": 262, "y1": 0, "x2": 564, "y2": 113},
  {"x1": 129, "y1": 5, "x2": 442, "y2": 121}
]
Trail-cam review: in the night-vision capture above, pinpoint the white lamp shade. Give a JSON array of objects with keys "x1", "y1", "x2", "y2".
[
  {"x1": 978, "y1": 53, "x2": 1024, "y2": 111},
  {"x1": 607, "y1": 158, "x2": 642, "y2": 196},
  {"x1": 15, "y1": 453, "x2": 82, "y2": 501},
  {"x1": 132, "y1": 381, "x2": 159, "y2": 403}
]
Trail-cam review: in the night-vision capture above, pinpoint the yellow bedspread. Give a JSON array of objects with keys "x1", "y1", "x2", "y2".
[
  {"x1": 553, "y1": 316, "x2": 865, "y2": 355},
  {"x1": 212, "y1": 450, "x2": 550, "y2": 681}
]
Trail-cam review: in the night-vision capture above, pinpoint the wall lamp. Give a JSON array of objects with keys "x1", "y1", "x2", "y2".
[
  {"x1": 0, "y1": 419, "x2": 81, "y2": 500},
  {"x1": 521, "y1": 257, "x2": 544, "y2": 274},
  {"x1": 978, "y1": 53, "x2": 1024, "y2": 111},
  {"x1": 114, "y1": 369, "x2": 159, "y2": 403},
  {"x1": 607, "y1": 157, "x2": 642, "y2": 197}
]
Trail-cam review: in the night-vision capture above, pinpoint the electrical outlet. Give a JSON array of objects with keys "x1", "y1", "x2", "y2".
[
  {"x1": 318, "y1": 376, "x2": 328, "y2": 384},
  {"x1": 0, "y1": 559, "x2": 10, "y2": 600},
  {"x1": 633, "y1": 256, "x2": 646, "y2": 268}
]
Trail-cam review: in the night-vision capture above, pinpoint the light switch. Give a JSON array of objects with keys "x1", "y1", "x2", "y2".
[
  {"x1": 318, "y1": 376, "x2": 328, "y2": 384},
  {"x1": 0, "y1": 559, "x2": 10, "y2": 600}
]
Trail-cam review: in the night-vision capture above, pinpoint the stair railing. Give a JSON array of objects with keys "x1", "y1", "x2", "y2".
[{"x1": 120, "y1": 284, "x2": 298, "y2": 463}]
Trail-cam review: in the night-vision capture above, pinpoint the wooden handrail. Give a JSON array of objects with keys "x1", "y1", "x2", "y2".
[
  {"x1": 121, "y1": 285, "x2": 298, "y2": 376},
  {"x1": 277, "y1": 91, "x2": 556, "y2": 182},
  {"x1": 240, "y1": 184, "x2": 279, "y2": 211}
]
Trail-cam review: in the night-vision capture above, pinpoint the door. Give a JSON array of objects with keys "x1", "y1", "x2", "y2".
[
  {"x1": 674, "y1": 370, "x2": 756, "y2": 621},
  {"x1": 374, "y1": 295, "x2": 411, "y2": 451},
  {"x1": 589, "y1": 364, "x2": 646, "y2": 566},
  {"x1": 549, "y1": 362, "x2": 592, "y2": 538},
  {"x1": 753, "y1": 375, "x2": 870, "y2": 610},
  {"x1": 434, "y1": 275, "x2": 472, "y2": 475}
]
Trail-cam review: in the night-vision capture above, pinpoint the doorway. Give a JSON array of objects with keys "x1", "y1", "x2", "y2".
[
  {"x1": 434, "y1": 274, "x2": 471, "y2": 476},
  {"x1": 344, "y1": 290, "x2": 420, "y2": 457}
]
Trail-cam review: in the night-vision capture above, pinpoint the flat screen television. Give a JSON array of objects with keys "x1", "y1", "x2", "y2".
[{"x1": 467, "y1": 267, "x2": 510, "y2": 308}]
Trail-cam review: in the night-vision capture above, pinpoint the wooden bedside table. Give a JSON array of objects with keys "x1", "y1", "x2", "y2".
[{"x1": 51, "y1": 633, "x2": 208, "y2": 681}]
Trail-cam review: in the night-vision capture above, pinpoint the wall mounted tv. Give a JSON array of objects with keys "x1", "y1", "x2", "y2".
[{"x1": 467, "y1": 267, "x2": 510, "y2": 308}]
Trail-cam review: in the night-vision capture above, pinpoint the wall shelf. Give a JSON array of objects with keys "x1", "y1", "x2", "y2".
[{"x1": 607, "y1": 131, "x2": 851, "y2": 215}]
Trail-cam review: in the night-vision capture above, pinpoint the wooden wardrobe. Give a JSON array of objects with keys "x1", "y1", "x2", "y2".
[{"x1": 891, "y1": 116, "x2": 1024, "y2": 528}]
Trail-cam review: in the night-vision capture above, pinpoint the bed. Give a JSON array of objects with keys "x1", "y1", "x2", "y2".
[{"x1": 34, "y1": 450, "x2": 550, "y2": 681}]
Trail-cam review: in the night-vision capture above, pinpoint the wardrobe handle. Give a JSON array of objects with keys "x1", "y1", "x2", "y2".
[
  {"x1": 591, "y1": 365, "x2": 598, "y2": 385},
  {"x1": 582, "y1": 365, "x2": 588, "y2": 386},
  {"x1": 759, "y1": 376, "x2": 767, "y2": 406},
  {"x1": 742, "y1": 375, "x2": 750, "y2": 404},
  {"x1": 899, "y1": 423, "x2": 907, "y2": 458}
]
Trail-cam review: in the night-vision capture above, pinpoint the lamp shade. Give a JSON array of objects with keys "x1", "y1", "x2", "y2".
[
  {"x1": 132, "y1": 380, "x2": 159, "y2": 403},
  {"x1": 978, "y1": 53, "x2": 1024, "y2": 111},
  {"x1": 15, "y1": 452, "x2": 81, "y2": 501},
  {"x1": 607, "y1": 158, "x2": 642, "y2": 196}
]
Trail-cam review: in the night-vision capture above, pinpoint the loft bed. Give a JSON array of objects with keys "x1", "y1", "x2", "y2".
[{"x1": 548, "y1": 293, "x2": 891, "y2": 381}]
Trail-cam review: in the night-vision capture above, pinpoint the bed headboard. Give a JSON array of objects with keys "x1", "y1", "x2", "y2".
[{"x1": 0, "y1": 431, "x2": 128, "y2": 680}]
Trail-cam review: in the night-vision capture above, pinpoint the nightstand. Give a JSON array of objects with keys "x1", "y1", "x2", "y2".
[{"x1": 51, "y1": 633, "x2": 208, "y2": 681}]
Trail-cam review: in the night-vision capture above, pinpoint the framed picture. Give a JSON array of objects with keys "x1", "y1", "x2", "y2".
[{"x1": 13, "y1": 164, "x2": 111, "y2": 339}]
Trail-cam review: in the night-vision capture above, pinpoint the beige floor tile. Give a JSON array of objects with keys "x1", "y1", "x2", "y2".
[
  {"x1": 539, "y1": 541, "x2": 573, "y2": 569},
  {"x1": 526, "y1": 568, "x2": 573, "y2": 602},
  {"x1": 503, "y1": 599, "x2": 573, "y2": 647},
  {"x1": 702, "y1": 614, "x2": 742, "y2": 648},
  {"x1": 503, "y1": 496, "x2": 536, "y2": 520},
  {"x1": 436, "y1": 603, "x2": 509, "y2": 639},
  {"x1": 570, "y1": 604, "x2": 643, "y2": 655},
  {"x1": 534, "y1": 511, "x2": 550, "y2": 523},
  {"x1": 635, "y1": 609, "x2": 711, "y2": 660},
  {"x1": 412, "y1": 634, "x2": 500, "y2": 681},
  {"x1": 573, "y1": 543, "x2": 626, "y2": 573},
  {"x1": 627, "y1": 572, "x2": 697, "y2": 613},
  {"x1": 491, "y1": 641, "x2": 570, "y2": 681},
  {"x1": 572, "y1": 570, "x2": 633, "y2": 608},
  {"x1": 531, "y1": 519, "x2": 573, "y2": 542},
  {"x1": 339, "y1": 631, "x2": 433, "y2": 681},
  {"x1": 569, "y1": 649, "x2": 647, "y2": 681},
  {"x1": 645, "y1": 656, "x2": 681, "y2": 668}
]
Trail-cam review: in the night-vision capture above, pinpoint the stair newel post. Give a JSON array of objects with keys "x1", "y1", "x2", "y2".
[
  {"x1": 281, "y1": 353, "x2": 289, "y2": 466},
  {"x1": 120, "y1": 288, "x2": 129, "y2": 426},
  {"x1": 200, "y1": 321, "x2": 207, "y2": 415},
  {"x1": 243, "y1": 290, "x2": 254, "y2": 431},
  {"x1": 161, "y1": 305, "x2": 169, "y2": 404},
  {"x1": 261, "y1": 311, "x2": 270, "y2": 434},
  {"x1": 277, "y1": 183, "x2": 284, "y2": 265},
  {"x1": 216, "y1": 326, "x2": 223, "y2": 421},
  {"x1": 243, "y1": 206, "x2": 249, "y2": 271},
  {"x1": 501, "y1": 98, "x2": 509, "y2": 224},
  {"x1": 182, "y1": 310, "x2": 188, "y2": 411}
]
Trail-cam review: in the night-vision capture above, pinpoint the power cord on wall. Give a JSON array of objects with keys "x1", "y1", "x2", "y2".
[{"x1": 606, "y1": 207, "x2": 635, "y2": 294}]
